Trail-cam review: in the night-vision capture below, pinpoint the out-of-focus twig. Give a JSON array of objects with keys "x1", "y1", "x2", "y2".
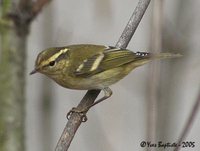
[
  {"x1": 19, "y1": 0, "x2": 51, "y2": 19},
  {"x1": 174, "y1": 90, "x2": 200, "y2": 151},
  {"x1": 147, "y1": 0, "x2": 163, "y2": 149},
  {"x1": 55, "y1": 0, "x2": 151, "y2": 151},
  {"x1": 7, "y1": 0, "x2": 51, "y2": 35},
  {"x1": 31, "y1": 0, "x2": 51, "y2": 19}
]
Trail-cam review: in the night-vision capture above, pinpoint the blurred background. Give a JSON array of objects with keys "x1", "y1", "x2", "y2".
[{"x1": 1, "y1": 0, "x2": 200, "y2": 151}]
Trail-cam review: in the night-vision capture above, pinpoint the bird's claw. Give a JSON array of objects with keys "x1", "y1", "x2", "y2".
[{"x1": 67, "y1": 107, "x2": 88, "y2": 122}]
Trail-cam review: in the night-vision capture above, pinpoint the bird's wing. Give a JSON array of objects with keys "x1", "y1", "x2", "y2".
[{"x1": 74, "y1": 46, "x2": 150, "y2": 77}]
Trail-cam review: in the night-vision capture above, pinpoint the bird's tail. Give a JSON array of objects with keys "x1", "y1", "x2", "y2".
[
  {"x1": 132, "y1": 52, "x2": 182, "y2": 67},
  {"x1": 152, "y1": 52, "x2": 182, "y2": 59}
]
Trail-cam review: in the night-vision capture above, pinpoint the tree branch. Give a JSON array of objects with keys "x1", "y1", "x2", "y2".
[
  {"x1": 6, "y1": 0, "x2": 51, "y2": 35},
  {"x1": 115, "y1": 0, "x2": 151, "y2": 49},
  {"x1": 19, "y1": 0, "x2": 51, "y2": 19},
  {"x1": 0, "y1": 0, "x2": 51, "y2": 150},
  {"x1": 31, "y1": 0, "x2": 51, "y2": 20},
  {"x1": 55, "y1": 0, "x2": 151, "y2": 150},
  {"x1": 174, "y1": 90, "x2": 200, "y2": 151}
]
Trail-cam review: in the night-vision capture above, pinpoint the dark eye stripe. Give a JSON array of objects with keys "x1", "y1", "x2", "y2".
[
  {"x1": 36, "y1": 47, "x2": 66, "y2": 66},
  {"x1": 55, "y1": 52, "x2": 68, "y2": 62}
]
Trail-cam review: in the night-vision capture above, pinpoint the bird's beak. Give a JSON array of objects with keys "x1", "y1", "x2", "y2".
[{"x1": 30, "y1": 68, "x2": 38, "y2": 75}]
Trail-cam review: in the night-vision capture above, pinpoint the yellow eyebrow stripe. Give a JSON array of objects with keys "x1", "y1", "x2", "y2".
[{"x1": 40, "y1": 48, "x2": 68, "y2": 66}]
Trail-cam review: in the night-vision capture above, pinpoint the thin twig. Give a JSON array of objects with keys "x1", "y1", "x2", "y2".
[
  {"x1": 55, "y1": 90, "x2": 100, "y2": 151},
  {"x1": 115, "y1": 0, "x2": 151, "y2": 49},
  {"x1": 55, "y1": 0, "x2": 151, "y2": 150},
  {"x1": 174, "y1": 90, "x2": 200, "y2": 151}
]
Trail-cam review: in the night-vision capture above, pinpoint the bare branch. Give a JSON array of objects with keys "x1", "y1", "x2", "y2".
[
  {"x1": 174, "y1": 90, "x2": 200, "y2": 151},
  {"x1": 115, "y1": 0, "x2": 151, "y2": 49},
  {"x1": 55, "y1": 0, "x2": 152, "y2": 150},
  {"x1": 55, "y1": 90, "x2": 100, "y2": 150}
]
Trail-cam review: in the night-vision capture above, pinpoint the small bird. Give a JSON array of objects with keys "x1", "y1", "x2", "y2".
[{"x1": 30, "y1": 44, "x2": 181, "y2": 116}]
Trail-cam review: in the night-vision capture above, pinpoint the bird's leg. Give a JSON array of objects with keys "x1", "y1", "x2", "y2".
[
  {"x1": 67, "y1": 87, "x2": 112, "y2": 122},
  {"x1": 86, "y1": 87, "x2": 113, "y2": 109}
]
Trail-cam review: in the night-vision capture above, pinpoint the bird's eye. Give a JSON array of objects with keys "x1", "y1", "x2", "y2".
[{"x1": 49, "y1": 61, "x2": 56, "y2": 66}]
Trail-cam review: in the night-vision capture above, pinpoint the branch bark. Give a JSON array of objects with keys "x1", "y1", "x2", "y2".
[
  {"x1": 0, "y1": 0, "x2": 50, "y2": 150},
  {"x1": 55, "y1": 0, "x2": 151, "y2": 150}
]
